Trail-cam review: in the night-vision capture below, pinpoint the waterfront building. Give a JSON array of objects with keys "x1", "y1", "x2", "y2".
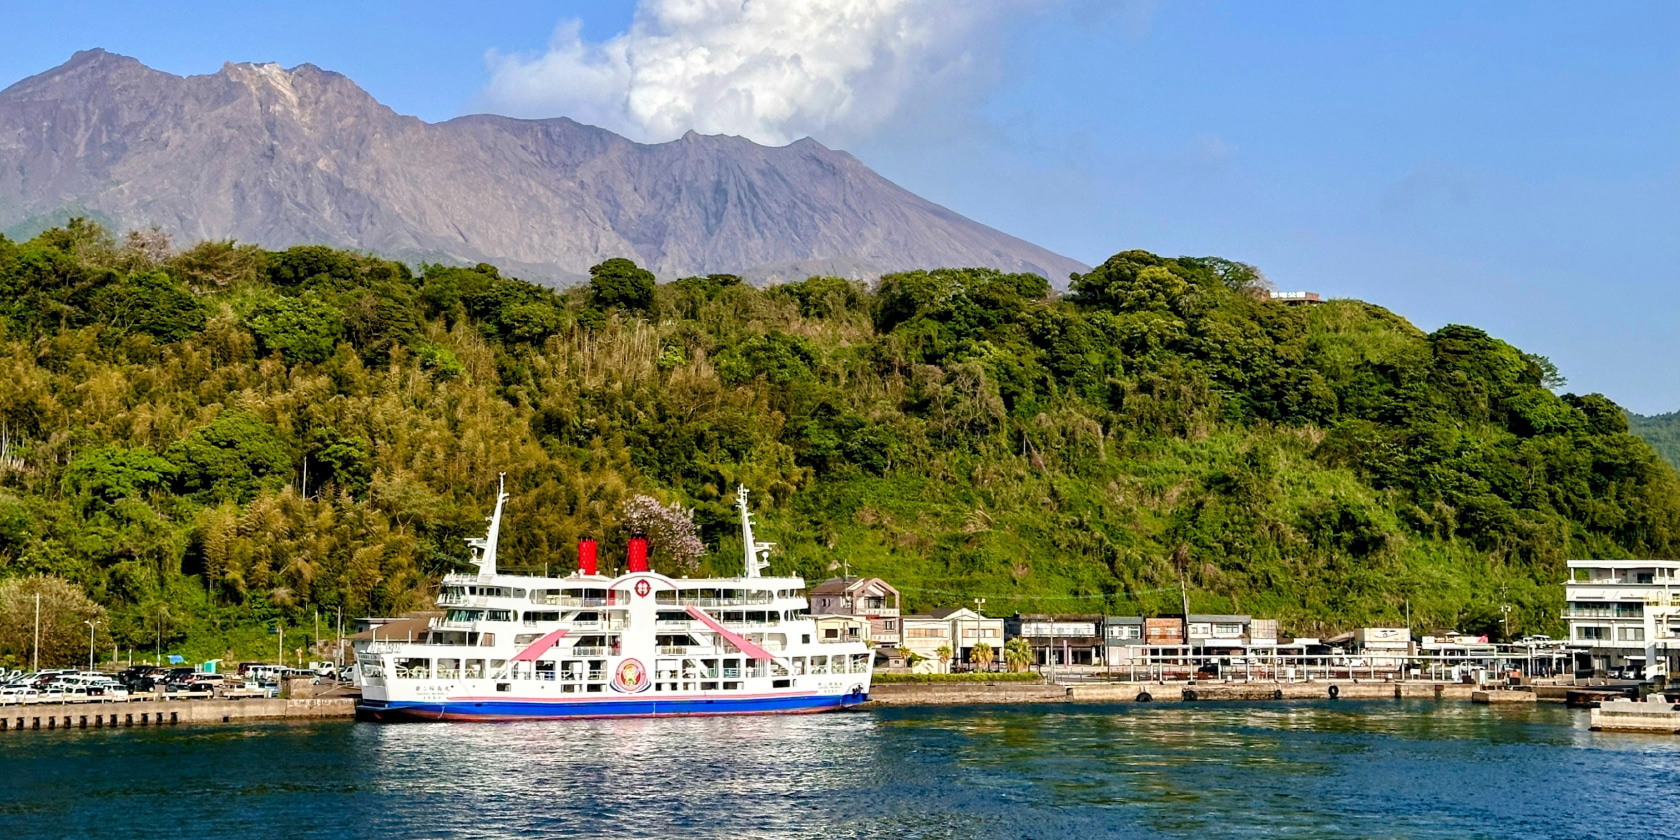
[
  {"x1": 1564, "y1": 559, "x2": 1680, "y2": 676},
  {"x1": 899, "y1": 608, "x2": 1004, "y2": 670},
  {"x1": 1144, "y1": 616, "x2": 1185, "y2": 647},
  {"x1": 809, "y1": 577, "x2": 902, "y2": 646},
  {"x1": 1104, "y1": 616, "x2": 1145, "y2": 664},
  {"x1": 1006, "y1": 614, "x2": 1105, "y2": 665},
  {"x1": 1353, "y1": 627, "x2": 1414, "y2": 666},
  {"x1": 1187, "y1": 614, "x2": 1252, "y2": 652}
]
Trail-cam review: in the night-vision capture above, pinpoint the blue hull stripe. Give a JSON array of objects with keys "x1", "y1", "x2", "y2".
[{"x1": 359, "y1": 692, "x2": 868, "y2": 720}]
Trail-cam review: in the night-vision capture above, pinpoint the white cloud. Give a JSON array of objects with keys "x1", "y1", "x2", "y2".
[{"x1": 482, "y1": 0, "x2": 1041, "y2": 146}]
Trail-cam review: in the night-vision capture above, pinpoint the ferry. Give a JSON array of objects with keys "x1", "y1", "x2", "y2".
[{"x1": 355, "y1": 482, "x2": 873, "y2": 720}]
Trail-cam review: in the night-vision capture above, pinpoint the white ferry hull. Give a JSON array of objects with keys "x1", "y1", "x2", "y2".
[{"x1": 358, "y1": 688, "x2": 868, "y2": 722}]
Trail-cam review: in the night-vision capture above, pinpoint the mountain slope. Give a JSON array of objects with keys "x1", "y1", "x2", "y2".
[{"x1": 0, "y1": 49, "x2": 1088, "y2": 283}]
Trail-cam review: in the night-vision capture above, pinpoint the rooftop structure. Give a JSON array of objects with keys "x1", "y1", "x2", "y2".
[{"x1": 1268, "y1": 290, "x2": 1322, "y2": 304}]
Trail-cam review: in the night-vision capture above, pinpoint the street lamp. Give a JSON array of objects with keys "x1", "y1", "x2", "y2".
[
  {"x1": 972, "y1": 598, "x2": 987, "y2": 672},
  {"x1": 83, "y1": 619, "x2": 100, "y2": 673}
]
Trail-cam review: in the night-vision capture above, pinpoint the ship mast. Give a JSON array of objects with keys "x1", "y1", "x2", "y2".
[
  {"x1": 466, "y1": 473, "x2": 508, "y2": 576},
  {"x1": 736, "y1": 485, "x2": 773, "y2": 578}
]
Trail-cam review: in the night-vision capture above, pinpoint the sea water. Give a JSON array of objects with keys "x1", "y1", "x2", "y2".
[{"x1": 1, "y1": 700, "x2": 1675, "y2": 839}]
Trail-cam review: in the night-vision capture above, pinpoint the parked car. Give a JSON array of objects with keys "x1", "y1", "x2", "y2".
[{"x1": 0, "y1": 686, "x2": 40, "y2": 705}]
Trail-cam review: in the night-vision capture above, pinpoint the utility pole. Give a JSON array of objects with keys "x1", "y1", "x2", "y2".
[{"x1": 84, "y1": 619, "x2": 100, "y2": 672}]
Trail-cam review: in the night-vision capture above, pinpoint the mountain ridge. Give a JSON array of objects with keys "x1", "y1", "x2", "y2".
[{"x1": 0, "y1": 49, "x2": 1089, "y2": 284}]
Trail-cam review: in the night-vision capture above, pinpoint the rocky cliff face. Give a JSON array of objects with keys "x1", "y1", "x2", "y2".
[{"x1": 0, "y1": 50, "x2": 1087, "y2": 283}]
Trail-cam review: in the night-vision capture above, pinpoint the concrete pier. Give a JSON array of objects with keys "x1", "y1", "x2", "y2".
[
  {"x1": 0, "y1": 698, "x2": 354, "y2": 733},
  {"x1": 1590, "y1": 697, "x2": 1680, "y2": 734}
]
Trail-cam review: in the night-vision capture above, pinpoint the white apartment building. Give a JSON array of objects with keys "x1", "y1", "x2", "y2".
[{"x1": 1563, "y1": 559, "x2": 1680, "y2": 677}]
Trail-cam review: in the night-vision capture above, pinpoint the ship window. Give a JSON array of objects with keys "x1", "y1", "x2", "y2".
[
  {"x1": 523, "y1": 611, "x2": 561, "y2": 624},
  {"x1": 497, "y1": 683, "x2": 511, "y2": 692},
  {"x1": 394, "y1": 658, "x2": 430, "y2": 679},
  {"x1": 490, "y1": 660, "x2": 507, "y2": 678},
  {"x1": 446, "y1": 609, "x2": 485, "y2": 623},
  {"x1": 655, "y1": 591, "x2": 677, "y2": 604},
  {"x1": 723, "y1": 682, "x2": 741, "y2": 690},
  {"x1": 536, "y1": 662, "x2": 556, "y2": 680},
  {"x1": 485, "y1": 610, "x2": 515, "y2": 622},
  {"x1": 437, "y1": 658, "x2": 461, "y2": 679},
  {"x1": 811, "y1": 655, "x2": 828, "y2": 675},
  {"x1": 773, "y1": 678, "x2": 791, "y2": 688},
  {"x1": 792, "y1": 657, "x2": 806, "y2": 676},
  {"x1": 702, "y1": 682, "x2": 718, "y2": 690},
  {"x1": 464, "y1": 660, "x2": 485, "y2": 679}
]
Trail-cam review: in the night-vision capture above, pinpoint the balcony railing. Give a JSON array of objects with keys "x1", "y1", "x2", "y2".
[
  {"x1": 1563, "y1": 608, "x2": 1644, "y2": 619},
  {"x1": 532, "y1": 595, "x2": 611, "y2": 608}
]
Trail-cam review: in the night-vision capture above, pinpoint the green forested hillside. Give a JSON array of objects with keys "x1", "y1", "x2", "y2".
[
  {"x1": 1, "y1": 220, "x2": 1676, "y2": 665},
  {"x1": 1629, "y1": 411, "x2": 1680, "y2": 470}
]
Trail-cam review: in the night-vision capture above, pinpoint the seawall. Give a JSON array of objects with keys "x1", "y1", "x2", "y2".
[
  {"x1": 1, "y1": 698, "x2": 355, "y2": 732},
  {"x1": 868, "y1": 680, "x2": 1489, "y2": 707}
]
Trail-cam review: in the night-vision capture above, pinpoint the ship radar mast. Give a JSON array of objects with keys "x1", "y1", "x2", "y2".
[
  {"x1": 736, "y1": 485, "x2": 774, "y2": 578},
  {"x1": 466, "y1": 473, "x2": 508, "y2": 576}
]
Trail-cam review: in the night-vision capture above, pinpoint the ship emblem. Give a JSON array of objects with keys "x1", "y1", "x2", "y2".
[
  {"x1": 634, "y1": 579, "x2": 652, "y2": 598},
  {"x1": 612, "y1": 658, "x2": 650, "y2": 693}
]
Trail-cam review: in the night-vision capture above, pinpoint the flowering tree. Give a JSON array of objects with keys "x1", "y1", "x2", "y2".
[{"x1": 620, "y1": 495, "x2": 705, "y2": 574}]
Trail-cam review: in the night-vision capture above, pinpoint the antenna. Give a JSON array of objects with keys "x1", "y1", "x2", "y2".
[
  {"x1": 737, "y1": 485, "x2": 773, "y2": 578},
  {"x1": 466, "y1": 473, "x2": 508, "y2": 576}
]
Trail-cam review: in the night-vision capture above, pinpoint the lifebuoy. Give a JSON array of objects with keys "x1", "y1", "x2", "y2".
[
  {"x1": 1328, "y1": 684, "x2": 1340, "y2": 699},
  {"x1": 1136, "y1": 691, "x2": 1153, "y2": 703},
  {"x1": 1182, "y1": 689, "x2": 1197, "y2": 702},
  {"x1": 1273, "y1": 689, "x2": 1284, "y2": 701}
]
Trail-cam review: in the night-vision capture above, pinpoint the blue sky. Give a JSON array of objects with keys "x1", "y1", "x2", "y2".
[{"x1": 4, "y1": 1, "x2": 1676, "y2": 413}]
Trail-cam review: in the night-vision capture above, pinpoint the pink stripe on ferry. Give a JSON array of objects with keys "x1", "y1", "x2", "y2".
[
  {"x1": 510, "y1": 627, "x2": 570, "y2": 662},
  {"x1": 684, "y1": 606, "x2": 776, "y2": 661}
]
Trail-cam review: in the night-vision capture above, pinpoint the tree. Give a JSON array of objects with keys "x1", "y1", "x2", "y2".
[
  {"x1": 62, "y1": 446, "x2": 176, "y2": 504},
  {"x1": 589, "y1": 258, "x2": 656, "y2": 313},
  {"x1": 970, "y1": 642, "x2": 995, "y2": 671},
  {"x1": 88, "y1": 270, "x2": 207, "y2": 341},
  {"x1": 0, "y1": 575, "x2": 105, "y2": 668},
  {"x1": 245, "y1": 290, "x2": 343, "y2": 364},
  {"x1": 1003, "y1": 637, "x2": 1034, "y2": 673},
  {"x1": 935, "y1": 644, "x2": 953, "y2": 673},
  {"x1": 167, "y1": 413, "x2": 291, "y2": 503},
  {"x1": 620, "y1": 495, "x2": 705, "y2": 574}
]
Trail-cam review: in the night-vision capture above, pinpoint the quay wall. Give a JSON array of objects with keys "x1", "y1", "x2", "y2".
[
  {"x1": 1, "y1": 698, "x2": 355, "y2": 732},
  {"x1": 867, "y1": 683, "x2": 1068, "y2": 706},
  {"x1": 869, "y1": 680, "x2": 1484, "y2": 707}
]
